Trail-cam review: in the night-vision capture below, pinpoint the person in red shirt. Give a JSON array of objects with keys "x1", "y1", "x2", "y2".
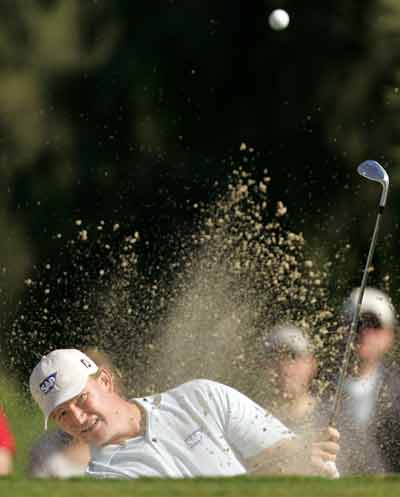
[{"x1": 0, "y1": 409, "x2": 15, "y2": 474}]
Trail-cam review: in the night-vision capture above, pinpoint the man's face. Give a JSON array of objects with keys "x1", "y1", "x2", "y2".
[
  {"x1": 356, "y1": 326, "x2": 393, "y2": 363},
  {"x1": 354, "y1": 312, "x2": 394, "y2": 364},
  {"x1": 50, "y1": 371, "x2": 117, "y2": 447},
  {"x1": 273, "y1": 353, "x2": 316, "y2": 399}
]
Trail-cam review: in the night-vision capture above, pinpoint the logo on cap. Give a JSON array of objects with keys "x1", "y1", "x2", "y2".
[
  {"x1": 39, "y1": 372, "x2": 57, "y2": 395},
  {"x1": 80, "y1": 358, "x2": 92, "y2": 369}
]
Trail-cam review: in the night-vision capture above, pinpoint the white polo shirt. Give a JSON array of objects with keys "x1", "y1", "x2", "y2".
[{"x1": 87, "y1": 379, "x2": 293, "y2": 478}]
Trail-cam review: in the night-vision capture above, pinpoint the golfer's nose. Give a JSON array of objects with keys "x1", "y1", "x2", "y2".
[{"x1": 68, "y1": 404, "x2": 87, "y2": 426}]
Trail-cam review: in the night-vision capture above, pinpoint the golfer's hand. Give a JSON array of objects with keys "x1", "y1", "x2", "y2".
[{"x1": 310, "y1": 426, "x2": 340, "y2": 478}]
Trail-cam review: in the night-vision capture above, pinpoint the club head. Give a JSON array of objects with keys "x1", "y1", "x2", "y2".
[{"x1": 357, "y1": 160, "x2": 389, "y2": 207}]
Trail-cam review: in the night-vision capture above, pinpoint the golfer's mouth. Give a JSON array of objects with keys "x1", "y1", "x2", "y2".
[{"x1": 81, "y1": 418, "x2": 99, "y2": 434}]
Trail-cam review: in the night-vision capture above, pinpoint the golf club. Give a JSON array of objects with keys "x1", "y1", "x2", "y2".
[{"x1": 330, "y1": 160, "x2": 389, "y2": 426}]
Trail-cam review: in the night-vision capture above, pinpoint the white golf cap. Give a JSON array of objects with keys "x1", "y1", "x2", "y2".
[
  {"x1": 263, "y1": 324, "x2": 314, "y2": 356},
  {"x1": 29, "y1": 349, "x2": 98, "y2": 429},
  {"x1": 343, "y1": 287, "x2": 396, "y2": 329}
]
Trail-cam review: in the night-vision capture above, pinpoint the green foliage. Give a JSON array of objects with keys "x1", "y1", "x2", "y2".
[{"x1": 0, "y1": 0, "x2": 400, "y2": 377}]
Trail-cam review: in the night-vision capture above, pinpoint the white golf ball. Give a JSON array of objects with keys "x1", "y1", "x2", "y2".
[{"x1": 268, "y1": 9, "x2": 290, "y2": 31}]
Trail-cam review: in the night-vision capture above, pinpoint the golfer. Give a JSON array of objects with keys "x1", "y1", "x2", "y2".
[{"x1": 30, "y1": 349, "x2": 340, "y2": 478}]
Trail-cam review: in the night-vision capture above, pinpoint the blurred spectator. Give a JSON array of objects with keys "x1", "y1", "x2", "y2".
[
  {"x1": 28, "y1": 430, "x2": 88, "y2": 478},
  {"x1": 28, "y1": 346, "x2": 123, "y2": 478},
  {"x1": 333, "y1": 287, "x2": 400, "y2": 474},
  {"x1": 260, "y1": 324, "x2": 320, "y2": 435},
  {"x1": 0, "y1": 408, "x2": 15, "y2": 475}
]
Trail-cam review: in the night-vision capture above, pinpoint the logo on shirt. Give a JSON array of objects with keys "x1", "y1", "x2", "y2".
[
  {"x1": 39, "y1": 372, "x2": 57, "y2": 395},
  {"x1": 185, "y1": 428, "x2": 203, "y2": 448}
]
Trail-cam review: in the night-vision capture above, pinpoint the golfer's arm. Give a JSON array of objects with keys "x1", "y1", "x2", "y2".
[{"x1": 245, "y1": 437, "x2": 313, "y2": 475}]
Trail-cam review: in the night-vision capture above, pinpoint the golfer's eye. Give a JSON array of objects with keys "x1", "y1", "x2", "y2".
[
  {"x1": 57, "y1": 410, "x2": 66, "y2": 421},
  {"x1": 77, "y1": 392, "x2": 89, "y2": 406}
]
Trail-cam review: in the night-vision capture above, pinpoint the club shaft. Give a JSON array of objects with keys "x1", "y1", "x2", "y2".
[{"x1": 330, "y1": 208, "x2": 383, "y2": 426}]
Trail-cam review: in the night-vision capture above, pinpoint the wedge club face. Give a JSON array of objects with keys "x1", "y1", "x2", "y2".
[{"x1": 357, "y1": 160, "x2": 389, "y2": 207}]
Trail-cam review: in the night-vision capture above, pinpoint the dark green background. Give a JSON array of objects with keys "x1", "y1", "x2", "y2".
[{"x1": 1, "y1": 1, "x2": 400, "y2": 381}]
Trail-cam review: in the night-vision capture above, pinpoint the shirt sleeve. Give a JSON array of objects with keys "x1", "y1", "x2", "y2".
[
  {"x1": 0, "y1": 410, "x2": 15, "y2": 454},
  {"x1": 86, "y1": 462, "x2": 134, "y2": 479},
  {"x1": 203, "y1": 380, "x2": 294, "y2": 461}
]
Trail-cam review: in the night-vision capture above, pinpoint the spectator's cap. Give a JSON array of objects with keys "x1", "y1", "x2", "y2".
[
  {"x1": 29, "y1": 349, "x2": 98, "y2": 429},
  {"x1": 343, "y1": 287, "x2": 396, "y2": 330},
  {"x1": 263, "y1": 324, "x2": 314, "y2": 357}
]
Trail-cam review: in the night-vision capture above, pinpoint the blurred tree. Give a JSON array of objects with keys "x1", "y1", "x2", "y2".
[{"x1": 0, "y1": 0, "x2": 399, "y2": 377}]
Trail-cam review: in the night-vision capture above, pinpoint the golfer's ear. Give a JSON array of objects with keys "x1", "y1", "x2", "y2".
[
  {"x1": 97, "y1": 368, "x2": 114, "y2": 392},
  {"x1": 381, "y1": 328, "x2": 394, "y2": 353},
  {"x1": 310, "y1": 356, "x2": 318, "y2": 375}
]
